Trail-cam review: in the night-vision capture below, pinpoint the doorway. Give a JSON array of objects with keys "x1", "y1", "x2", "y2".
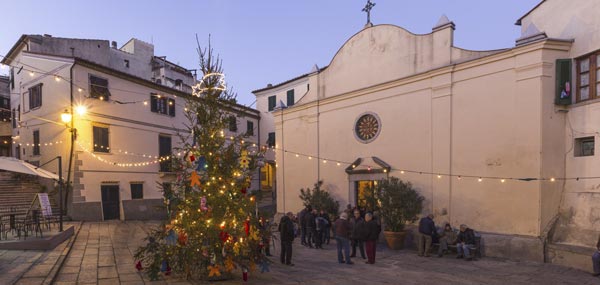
[
  {"x1": 355, "y1": 180, "x2": 376, "y2": 211},
  {"x1": 101, "y1": 185, "x2": 120, "y2": 220}
]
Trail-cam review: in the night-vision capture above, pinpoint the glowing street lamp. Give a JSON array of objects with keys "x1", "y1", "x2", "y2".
[{"x1": 61, "y1": 110, "x2": 72, "y2": 124}]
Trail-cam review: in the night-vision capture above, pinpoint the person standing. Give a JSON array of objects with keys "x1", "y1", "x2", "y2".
[
  {"x1": 278, "y1": 212, "x2": 295, "y2": 266},
  {"x1": 363, "y1": 213, "x2": 381, "y2": 264},
  {"x1": 417, "y1": 213, "x2": 436, "y2": 257},
  {"x1": 304, "y1": 208, "x2": 317, "y2": 248},
  {"x1": 335, "y1": 212, "x2": 353, "y2": 265},
  {"x1": 350, "y1": 210, "x2": 366, "y2": 259},
  {"x1": 320, "y1": 209, "x2": 331, "y2": 245},
  {"x1": 456, "y1": 224, "x2": 475, "y2": 261},
  {"x1": 315, "y1": 212, "x2": 328, "y2": 249},
  {"x1": 592, "y1": 234, "x2": 600, "y2": 276},
  {"x1": 298, "y1": 205, "x2": 311, "y2": 246}
]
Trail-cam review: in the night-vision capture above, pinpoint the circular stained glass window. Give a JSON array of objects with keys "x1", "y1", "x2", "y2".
[{"x1": 354, "y1": 113, "x2": 381, "y2": 143}]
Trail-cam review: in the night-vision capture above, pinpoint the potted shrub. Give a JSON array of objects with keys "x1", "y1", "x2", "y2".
[{"x1": 373, "y1": 177, "x2": 423, "y2": 249}]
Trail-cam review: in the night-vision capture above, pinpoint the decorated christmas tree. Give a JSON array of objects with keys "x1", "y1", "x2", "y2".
[{"x1": 135, "y1": 38, "x2": 267, "y2": 281}]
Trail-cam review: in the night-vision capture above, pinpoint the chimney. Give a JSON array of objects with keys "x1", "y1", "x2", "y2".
[
  {"x1": 111, "y1": 41, "x2": 118, "y2": 49},
  {"x1": 43, "y1": 34, "x2": 52, "y2": 37}
]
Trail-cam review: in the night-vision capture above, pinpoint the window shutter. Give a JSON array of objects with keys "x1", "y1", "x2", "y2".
[
  {"x1": 150, "y1": 95, "x2": 158, "y2": 112},
  {"x1": 168, "y1": 99, "x2": 175, "y2": 117},
  {"x1": 555, "y1": 59, "x2": 572, "y2": 105},
  {"x1": 287, "y1": 90, "x2": 294, "y2": 106},
  {"x1": 268, "y1": 96, "x2": 276, "y2": 111}
]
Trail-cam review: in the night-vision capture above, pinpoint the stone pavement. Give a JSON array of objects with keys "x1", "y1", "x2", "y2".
[
  {"x1": 0, "y1": 222, "x2": 79, "y2": 285},
  {"x1": 48, "y1": 221, "x2": 598, "y2": 285}
]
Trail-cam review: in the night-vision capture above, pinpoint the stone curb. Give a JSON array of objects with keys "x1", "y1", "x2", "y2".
[{"x1": 43, "y1": 222, "x2": 83, "y2": 285}]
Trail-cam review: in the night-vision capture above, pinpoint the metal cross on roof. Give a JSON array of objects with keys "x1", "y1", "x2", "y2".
[{"x1": 362, "y1": 0, "x2": 376, "y2": 25}]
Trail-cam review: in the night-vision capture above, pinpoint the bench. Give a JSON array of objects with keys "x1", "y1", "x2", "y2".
[{"x1": 431, "y1": 233, "x2": 482, "y2": 259}]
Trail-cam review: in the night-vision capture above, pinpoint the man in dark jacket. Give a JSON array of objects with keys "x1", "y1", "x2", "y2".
[
  {"x1": 362, "y1": 213, "x2": 381, "y2": 264},
  {"x1": 298, "y1": 205, "x2": 311, "y2": 246},
  {"x1": 334, "y1": 212, "x2": 353, "y2": 264},
  {"x1": 592, "y1": 234, "x2": 600, "y2": 276},
  {"x1": 350, "y1": 209, "x2": 366, "y2": 259},
  {"x1": 278, "y1": 212, "x2": 295, "y2": 266},
  {"x1": 417, "y1": 213, "x2": 436, "y2": 257},
  {"x1": 456, "y1": 224, "x2": 476, "y2": 261},
  {"x1": 304, "y1": 208, "x2": 317, "y2": 248}
]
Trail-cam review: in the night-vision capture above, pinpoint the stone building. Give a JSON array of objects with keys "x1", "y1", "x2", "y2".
[
  {"x1": 1, "y1": 35, "x2": 260, "y2": 221},
  {"x1": 254, "y1": 0, "x2": 600, "y2": 270}
]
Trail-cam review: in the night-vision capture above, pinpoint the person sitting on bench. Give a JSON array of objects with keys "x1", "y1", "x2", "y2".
[
  {"x1": 437, "y1": 223, "x2": 458, "y2": 257},
  {"x1": 456, "y1": 224, "x2": 475, "y2": 261}
]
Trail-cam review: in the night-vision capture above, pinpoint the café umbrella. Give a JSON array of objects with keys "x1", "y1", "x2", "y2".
[{"x1": 0, "y1": 157, "x2": 59, "y2": 180}]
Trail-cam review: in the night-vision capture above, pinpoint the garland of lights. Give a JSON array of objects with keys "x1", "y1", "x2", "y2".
[{"x1": 4, "y1": 57, "x2": 600, "y2": 181}]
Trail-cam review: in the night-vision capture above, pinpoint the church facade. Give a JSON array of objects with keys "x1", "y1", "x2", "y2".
[{"x1": 254, "y1": 0, "x2": 600, "y2": 269}]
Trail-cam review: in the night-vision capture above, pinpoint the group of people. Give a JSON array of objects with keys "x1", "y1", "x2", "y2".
[
  {"x1": 278, "y1": 204, "x2": 382, "y2": 266},
  {"x1": 334, "y1": 207, "x2": 381, "y2": 265},
  {"x1": 297, "y1": 205, "x2": 332, "y2": 249},
  {"x1": 416, "y1": 213, "x2": 476, "y2": 261}
]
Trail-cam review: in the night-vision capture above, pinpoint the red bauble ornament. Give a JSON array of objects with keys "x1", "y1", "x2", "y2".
[
  {"x1": 190, "y1": 155, "x2": 196, "y2": 162},
  {"x1": 244, "y1": 220, "x2": 250, "y2": 237},
  {"x1": 219, "y1": 231, "x2": 230, "y2": 242},
  {"x1": 135, "y1": 260, "x2": 143, "y2": 271},
  {"x1": 241, "y1": 187, "x2": 247, "y2": 195}
]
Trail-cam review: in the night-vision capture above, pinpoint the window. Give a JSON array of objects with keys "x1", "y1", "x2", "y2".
[
  {"x1": 159, "y1": 135, "x2": 172, "y2": 172},
  {"x1": 246, "y1": 120, "x2": 254, "y2": 136},
  {"x1": 576, "y1": 51, "x2": 600, "y2": 102},
  {"x1": 307, "y1": 83, "x2": 310, "y2": 91},
  {"x1": 130, "y1": 183, "x2": 143, "y2": 199},
  {"x1": 287, "y1": 89, "x2": 295, "y2": 106},
  {"x1": 124, "y1": 60, "x2": 130, "y2": 68},
  {"x1": 11, "y1": 108, "x2": 16, "y2": 128},
  {"x1": 29, "y1": 84, "x2": 42, "y2": 110},
  {"x1": 33, "y1": 130, "x2": 40, "y2": 156},
  {"x1": 93, "y1": 125, "x2": 109, "y2": 153},
  {"x1": 268, "y1": 95, "x2": 276, "y2": 111},
  {"x1": 555, "y1": 59, "x2": 572, "y2": 105},
  {"x1": 150, "y1": 94, "x2": 175, "y2": 117},
  {"x1": 228, "y1": 115, "x2": 237, "y2": 132},
  {"x1": 89, "y1": 75, "x2": 111, "y2": 100},
  {"x1": 575, "y1": 136, "x2": 594, "y2": 157},
  {"x1": 15, "y1": 145, "x2": 20, "y2": 159},
  {"x1": 267, "y1": 132, "x2": 275, "y2": 148}
]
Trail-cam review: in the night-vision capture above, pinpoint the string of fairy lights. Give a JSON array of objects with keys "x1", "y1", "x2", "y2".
[{"x1": 2, "y1": 56, "x2": 600, "y2": 182}]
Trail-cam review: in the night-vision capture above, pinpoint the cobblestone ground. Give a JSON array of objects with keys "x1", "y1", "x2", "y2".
[{"x1": 51, "y1": 221, "x2": 598, "y2": 285}]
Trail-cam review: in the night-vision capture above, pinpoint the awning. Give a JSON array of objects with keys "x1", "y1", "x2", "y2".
[{"x1": 0, "y1": 157, "x2": 60, "y2": 180}]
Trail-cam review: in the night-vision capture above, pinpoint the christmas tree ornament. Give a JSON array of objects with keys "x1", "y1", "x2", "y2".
[
  {"x1": 200, "y1": 196, "x2": 208, "y2": 211},
  {"x1": 219, "y1": 231, "x2": 230, "y2": 242},
  {"x1": 189, "y1": 154, "x2": 196, "y2": 162},
  {"x1": 135, "y1": 260, "x2": 143, "y2": 271},
  {"x1": 240, "y1": 187, "x2": 247, "y2": 195},
  {"x1": 225, "y1": 257, "x2": 236, "y2": 272},
  {"x1": 166, "y1": 229, "x2": 178, "y2": 246},
  {"x1": 242, "y1": 267, "x2": 248, "y2": 281},
  {"x1": 260, "y1": 260, "x2": 270, "y2": 273},
  {"x1": 244, "y1": 220, "x2": 250, "y2": 236},
  {"x1": 178, "y1": 231, "x2": 188, "y2": 245},
  {"x1": 208, "y1": 265, "x2": 221, "y2": 277},
  {"x1": 239, "y1": 150, "x2": 250, "y2": 169},
  {"x1": 190, "y1": 171, "x2": 201, "y2": 187}
]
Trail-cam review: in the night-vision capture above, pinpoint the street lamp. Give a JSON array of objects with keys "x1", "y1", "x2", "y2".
[{"x1": 61, "y1": 109, "x2": 72, "y2": 124}]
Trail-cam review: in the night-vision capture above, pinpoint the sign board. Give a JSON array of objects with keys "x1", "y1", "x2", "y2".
[{"x1": 38, "y1": 193, "x2": 52, "y2": 217}]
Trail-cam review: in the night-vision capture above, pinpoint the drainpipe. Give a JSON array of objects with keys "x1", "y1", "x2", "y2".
[{"x1": 65, "y1": 61, "x2": 75, "y2": 214}]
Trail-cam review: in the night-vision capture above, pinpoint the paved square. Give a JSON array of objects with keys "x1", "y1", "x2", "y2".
[{"x1": 47, "y1": 221, "x2": 597, "y2": 284}]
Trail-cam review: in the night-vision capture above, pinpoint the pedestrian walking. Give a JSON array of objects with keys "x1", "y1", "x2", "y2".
[
  {"x1": 298, "y1": 205, "x2": 311, "y2": 246},
  {"x1": 304, "y1": 208, "x2": 317, "y2": 248}
]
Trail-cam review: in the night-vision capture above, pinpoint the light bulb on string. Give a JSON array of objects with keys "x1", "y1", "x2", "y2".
[{"x1": 478, "y1": 178, "x2": 483, "y2": 182}]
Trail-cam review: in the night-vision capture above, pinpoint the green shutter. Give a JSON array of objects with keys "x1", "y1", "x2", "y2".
[
  {"x1": 268, "y1": 96, "x2": 276, "y2": 111},
  {"x1": 287, "y1": 89, "x2": 295, "y2": 106},
  {"x1": 555, "y1": 59, "x2": 572, "y2": 105}
]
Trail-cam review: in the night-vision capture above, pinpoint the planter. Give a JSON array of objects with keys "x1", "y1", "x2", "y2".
[{"x1": 383, "y1": 230, "x2": 407, "y2": 250}]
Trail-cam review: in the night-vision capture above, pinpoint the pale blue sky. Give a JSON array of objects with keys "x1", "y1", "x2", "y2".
[{"x1": 0, "y1": 0, "x2": 540, "y2": 106}]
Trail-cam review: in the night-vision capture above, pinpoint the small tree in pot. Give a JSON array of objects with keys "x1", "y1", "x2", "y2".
[{"x1": 373, "y1": 177, "x2": 423, "y2": 249}]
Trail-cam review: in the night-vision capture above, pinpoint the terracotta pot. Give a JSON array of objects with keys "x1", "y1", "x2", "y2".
[{"x1": 383, "y1": 230, "x2": 407, "y2": 250}]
